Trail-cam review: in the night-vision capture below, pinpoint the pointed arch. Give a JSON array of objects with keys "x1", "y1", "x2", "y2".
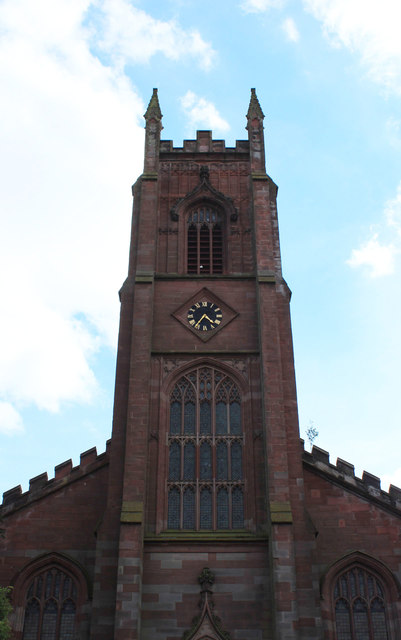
[
  {"x1": 320, "y1": 552, "x2": 401, "y2": 640},
  {"x1": 163, "y1": 362, "x2": 246, "y2": 531},
  {"x1": 11, "y1": 553, "x2": 90, "y2": 640}
]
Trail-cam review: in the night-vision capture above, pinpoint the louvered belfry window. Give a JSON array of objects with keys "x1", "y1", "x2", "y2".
[
  {"x1": 22, "y1": 568, "x2": 77, "y2": 640},
  {"x1": 333, "y1": 566, "x2": 389, "y2": 640},
  {"x1": 187, "y1": 207, "x2": 223, "y2": 274},
  {"x1": 167, "y1": 366, "x2": 244, "y2": 530}
]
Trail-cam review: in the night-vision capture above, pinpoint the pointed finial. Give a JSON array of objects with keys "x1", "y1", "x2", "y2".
[
  {"x1": 144, "y1": 88, "x2": 162, "y2": 122},
  {"x1": 246, "y1": 88, "x2": 264, "y2": 120}
]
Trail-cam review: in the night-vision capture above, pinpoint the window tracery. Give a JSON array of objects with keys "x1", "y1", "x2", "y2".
[
  {"x1": 333, "y1": 565, "x2": 389, "y2": 639},
  {"x1": 22, "y1": 567, "x2": 77, "y2": 640},
  {"x1": 167, "y1": 366, "x2": 244, "y2": 530}
]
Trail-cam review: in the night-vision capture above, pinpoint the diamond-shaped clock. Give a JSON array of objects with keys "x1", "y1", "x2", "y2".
[{"x1": 172, "y1": 287, "x2": 238, "y2": 342}]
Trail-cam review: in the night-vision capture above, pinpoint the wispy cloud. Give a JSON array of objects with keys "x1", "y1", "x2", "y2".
[
  {"x1": 240, "y1": 0, "x2": 285, "y2": 12},
  {"x1": 91, "y1": 0, "x2": 216, "y2": 71},
  {"x1": 304, "y1": 0, "x2": 401, "y2": 95},
  {"x1": 0, "y1": 402, "x2": 24, "y2": 435},
  {"x1": 282, "y1": 17, "x2": 300, "y2": 42},
  {"x1": 180, "y1": 91, "x2": 230, "y2": 132},
  {"x1": 0, "y1": 0, "x2": 145, "y2": 418},
  {"x1": 347, "y1": 183, "x2": 401, "y2": 277}
]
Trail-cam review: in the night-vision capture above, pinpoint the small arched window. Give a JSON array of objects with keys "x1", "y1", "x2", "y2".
[
  {"x1": 167, "y1": 366, "x2": 244, "y2": 530},
  {"x1": 187, "y1": 207, "x2": 223, "y2": 274},
  {"x1": 22, "y1": 567, "x2": 78, "y2": 640},
  {"x1": 333, "y1": 565, "x2": 389, "y2": 639}
]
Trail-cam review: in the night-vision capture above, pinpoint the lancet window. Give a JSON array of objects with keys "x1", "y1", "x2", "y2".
[
  {"x1": 333, "y1": 566, "x2": 389, "y2": 640},
  {"x1": 167, "y1": 366, "x2": 244, "y2": 530},
  {"x1": 187, "y1": 207, "x2": 223, "y2": 274},
  {"x1": 22, "y1": 567, "x2": 77, "y2": 640}
]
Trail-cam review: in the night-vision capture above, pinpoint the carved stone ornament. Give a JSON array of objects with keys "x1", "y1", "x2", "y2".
[
  {"x1": 182, "y1": 568, "x2": 230, "y2": 640},
  {"x1": 169, "y1": 165, "x2": 238, "y2": 222}
]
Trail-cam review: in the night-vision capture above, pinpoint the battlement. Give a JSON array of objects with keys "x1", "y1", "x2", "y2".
[
  {"x1": 1, "y1": 440, "x2": 111, "y2": 513},
  {"x1": 160, "y1": 130, "x2": 249, "y2": 155},
  {"x1": 302, "y1": 441, "x2": 401, "y2": 514}
]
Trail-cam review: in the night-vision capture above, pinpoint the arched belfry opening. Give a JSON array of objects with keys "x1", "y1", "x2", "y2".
[{"x1": 187, "y1": 205, "x2": 223, "y2": 275}]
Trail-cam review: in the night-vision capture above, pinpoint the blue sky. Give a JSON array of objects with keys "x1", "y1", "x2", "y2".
[{"x1": 1, "y1": 0, "x2": 401, "y2": 496}]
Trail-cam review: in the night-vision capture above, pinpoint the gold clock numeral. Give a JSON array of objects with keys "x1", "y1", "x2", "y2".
[
  {"x1": 202, "y1": 301, "x2": 208, "y2": 307},
  {"x1": 202, "y1": 326, "x2": 207, "y2": 331},
  {"x1": 189, "y1": 320, "x2": 195, "y2": 326}
]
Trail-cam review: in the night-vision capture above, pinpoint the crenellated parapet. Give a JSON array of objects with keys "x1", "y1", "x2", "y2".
[
  {"x1": 1, "y1": 440, "x2": 111, "y2": 513},
  {"x1": 302, "y1": 440, "x2": 401, "y2": 515},
  {"x1": 160, "y1": 130, "x2": 249, "y2": 155}
]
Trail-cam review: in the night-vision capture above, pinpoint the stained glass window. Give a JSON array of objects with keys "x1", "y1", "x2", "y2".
[
  {"x1": 168, "y1": 488, "x2": 180, "y2": 528},
  {"x1": 333, "y1": 566, "x2": 389, "y2": 640},
  {"x1": 22, "y1": 568, "x2": 78, "y2": 640},
  {"x1": 217, "y1": 488, "x2": 229, "y2": 529},
  {"x1": 167, "y1": 366, "x2": 245, "y2": 530}
]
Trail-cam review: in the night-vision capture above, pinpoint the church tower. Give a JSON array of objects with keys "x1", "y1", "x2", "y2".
[
  {"x1": 89, "y1": 88, "x2": 322, "y2": 640},
  {"x1": 4, "y1": 88, "x2": 401, "y2": 640}
]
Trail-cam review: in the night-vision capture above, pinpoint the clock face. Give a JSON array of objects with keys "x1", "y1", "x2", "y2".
[{"x1": 187, "y1": 301, "x2": 223, "y2": 332}]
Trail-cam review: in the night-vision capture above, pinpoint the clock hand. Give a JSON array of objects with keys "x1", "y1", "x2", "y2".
[
  {"x1": 204, "y1": 315, "x2": 215, "y2": 324},
  {"x1": 194, "y1": 314, "x2": 207, "y2": 328}
]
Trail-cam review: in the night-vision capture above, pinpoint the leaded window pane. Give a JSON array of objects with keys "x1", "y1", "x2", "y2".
[
  {"x1": 371, "y1": 598, "x2": 389, "y2": 640},
  {"x1": 168, "y1": 441, "x2": 181, "y2": 481},
  {"x1": 183, "y1": 488, "x2": 195, "y2": 529},
  {"x1": 168, "y1": 488, "x2": 180, "y2": 528},
  {"x1": 335, "y1": 599, "x2": 351, "y2": 640},
  {"x1": 183, "y1": 442, "x2": 195, "y2": 481},
  {"x1": 231, "y1": 441, "x2": 242, "y2": 481},
  {"x1": 354, "y1": 598, "x2": 369, "y2": 639},
  {"x1": 200, "y1": 402, "x2": 211, "y2": 434},
  {"x1": 349, "y1": 569, "x2": 356, "y2": 598},
  {"x1": 200, "y1": 488, "x2": 212, "y2": 529},
  {"x1": 22, "y1": 600, "x2": 40, "y2": 640},
  {"x1": 217, "y1": 441, "x2": 228, "y2": 480},
  {"x1": 216, "y1": 402, "x2": 227, "y2": 434},
  {"x1": 62, "y1": 577, "x2": 71, "y2": 599},
  {"x1": 230, "y1": 402, "x2": 241, "y2": 434},
  {"x1": 184, "y1": 402, "x2": 195, "y2": 434},
  {"x1": 170, "y1": 401, "x2": 181, "y2": 435},
  {"x1": 45, "y1": 572, "x2": 52, "y2": 599},
  {"x1": 59, "y1": 600, "x2": 76, "y2": 640},
  {"x1": 217, "y1": 488, "x2": 229, "y2": 528},
  {"x1": 36, "y1": 577, "x2": 43, "y2": 598},
  {"x1": 232, "y1": 487, "x2": 244, "y2": 528},
  {"x1": 200, "y1": 442, "x2": 212, "y2": 480},
  {"x1": 41, "y1": 599, "x2": 57, "y2": 640},
  {"x1": 54, "y1": 572, "x2": 61, "y2": 599}
]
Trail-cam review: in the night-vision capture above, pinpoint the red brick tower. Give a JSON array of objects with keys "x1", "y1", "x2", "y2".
[
  {"x1": 88, "y1": 88, "x2": 322, "y2": 640},
  {"x1": 3, "y1": 89, "x2": 401, "y2": 640}
]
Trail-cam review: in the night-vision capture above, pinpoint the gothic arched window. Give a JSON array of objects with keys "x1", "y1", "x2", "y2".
[
  {"x1": 187, "y1": 207, "x2": 223, "y2": 274},
  {"x1": 22, "y1": 567, "x2": 77, "y2": 640},
  {"x1": 333, "y1": 565, "x2": 389, "y2": 640},
  {"x1": 167, "y1": 366, "x2": 244, "y2": 530}
]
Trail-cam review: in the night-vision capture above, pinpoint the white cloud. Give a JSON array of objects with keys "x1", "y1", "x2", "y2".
[
  {"x1": 180, "y1": 91, "x2": 230, "y2": 132},
  {"x1": 303, "y1": 0, "x2": 401, "y2": 95},
  {"x1": 347, "y1": 234, "x2": 397, "y2": 277},
  {"x1": 241, "y1": 0, "x2": 285, "y2": 12},
  {"x1": 92, "y1": 0, "x2": 216, "y2": 71},
  {"x1": 0, "y1": 402, "x2": 24, "y2": 435},
  {"x1": 347, "y1": 183, "x2": 401, "y2": 277},
  {"x1": 282, "y1": 17, "x2": 300, "y2": 42},
  {"x1": 0, "y1": 0, "x2": 146, "y2": 417},
  {"x1": 382, "y1": 467, "x2": 401, "y2": 493}
]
